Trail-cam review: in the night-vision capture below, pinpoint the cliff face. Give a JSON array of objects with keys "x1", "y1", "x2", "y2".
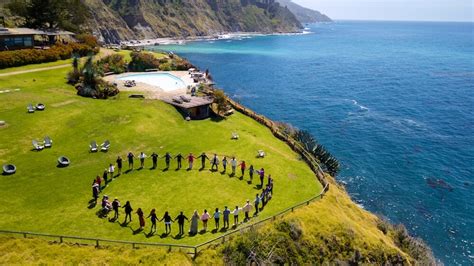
[
  {"x1": 84, "y1": 0, "x2": 303, "y2": 43},
  {"x1": 276, "y1": 0, "x2": 332, "y2": 23}
]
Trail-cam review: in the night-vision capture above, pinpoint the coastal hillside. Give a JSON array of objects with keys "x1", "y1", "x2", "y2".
[
  {"x1": 84, "y1": 0, "x2": 302, "y2": 43},
  {"x1": 276, "y1": 0, "x2": 332, "y2": 23}
]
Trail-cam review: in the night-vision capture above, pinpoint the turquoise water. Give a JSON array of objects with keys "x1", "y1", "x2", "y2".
[
  {"x1": 154, "y1": 21, "x2": 474, "y2": 264},
  {"x1": 117, "y1": 73, "x2": 186, "y2": 91}
]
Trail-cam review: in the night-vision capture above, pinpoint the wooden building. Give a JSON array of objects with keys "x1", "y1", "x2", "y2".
[
  {"x1": 164, "y1": 95, "x2": 214, "y2": 120},
  {"x1": 0, "y1": 28, "x2": 75, "y2": 51}
]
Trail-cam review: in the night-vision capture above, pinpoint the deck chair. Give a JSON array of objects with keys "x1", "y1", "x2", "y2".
[
  {"x1": 257, "y1": 150, "x2": 265, "y2": 158},
  {"x1": 232, "y1": 132, "x2": 239, "y2": 140},
  {"x1": 90, "y1": 141, "x2": 98, "y2": 152},
  {"x1": 27, "y1": 103, "x2": 35, "y2": 113},
  {"x1": 101, "y1": 140, "x2": 110, "y2": 152},
  {"x1": 180, "y1": 95, "x2": 191, "y2": 103},
  {"x1": 44, "y1": 136, "x2": 52, "y2": 148},
  {"x1": 32, "y1": 140, "x2": 44, "y2": 150}
]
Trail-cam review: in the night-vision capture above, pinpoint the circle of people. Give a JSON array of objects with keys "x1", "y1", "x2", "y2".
[{"x1": 91, "y1": 152, "x2": 274, "y2": 236}]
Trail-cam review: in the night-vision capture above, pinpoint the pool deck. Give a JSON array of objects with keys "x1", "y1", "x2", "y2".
[{"x1": 104, "y1": 71, "x2": 196, "y2": 99}]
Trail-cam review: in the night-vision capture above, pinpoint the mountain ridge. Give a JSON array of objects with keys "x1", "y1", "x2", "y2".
[{"x1": 276, "y1": 0, "x2": 332, "y2": 23}]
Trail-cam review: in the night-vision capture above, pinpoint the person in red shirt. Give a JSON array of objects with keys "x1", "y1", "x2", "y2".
[
  {"x1": 187, "y1": 153, "x2": 196, "y2": 170},
  {"x1": 238, "y1": 160, "x2": 246, "y2": 177}
]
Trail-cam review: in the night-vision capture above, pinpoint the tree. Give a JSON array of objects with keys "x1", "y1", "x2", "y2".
[
  {"x1": 213, "y1": 89, "x2": 229, "y2": 116},
  {"x1": 7, "y1": 0, "x2": 89, "y2": 32}
]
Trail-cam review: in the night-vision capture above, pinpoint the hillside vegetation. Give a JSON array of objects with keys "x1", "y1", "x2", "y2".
[
  {"x1": 277, "y1": 0, "x2": 332, "y2": 23},
  {"x1": 85, "y1": 0, "x2": 302, "y2": 43}
]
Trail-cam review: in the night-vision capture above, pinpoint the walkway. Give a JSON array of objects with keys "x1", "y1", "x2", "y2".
[{"x1": 0, "y1": 64, "x2": 70, "y2": 77}]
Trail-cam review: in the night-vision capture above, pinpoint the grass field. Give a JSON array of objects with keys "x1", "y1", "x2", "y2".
[{"x1": 0, "y1": 60, "x2": 322, "y2": 245}]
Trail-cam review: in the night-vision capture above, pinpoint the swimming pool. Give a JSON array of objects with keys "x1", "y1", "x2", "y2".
[{"x1": 117, "y1": 73, "x2": 186, "y2": 92}]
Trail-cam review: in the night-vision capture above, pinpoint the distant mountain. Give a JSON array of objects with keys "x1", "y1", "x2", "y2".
[
  {"x1": 276, "y1": 0, "x2": 332, "y2": 23},
  {"x1": 2, "y1": 0, "x2": 303, "y2": 43},
  {"x1": 84, "y1": 0, "x2": 303, "y2": 43}
]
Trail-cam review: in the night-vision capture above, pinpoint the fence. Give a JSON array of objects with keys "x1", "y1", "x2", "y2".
[
  {"x1": 0, "y1": 94, "x2": 332, "y2": 258},
  {"x1": 0, "y1": 183, "x2": 328, "y2": 258}
]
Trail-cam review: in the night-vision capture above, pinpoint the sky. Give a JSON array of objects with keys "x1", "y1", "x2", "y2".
[{"x1": 293, "y1": 0, "x2": 473, "y2": 22}]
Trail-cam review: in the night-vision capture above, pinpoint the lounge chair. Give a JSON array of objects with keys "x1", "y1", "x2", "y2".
[
  {"x1": 32, "y1": 140, "x2": 44, "y2": 151},
  {"x1": 232, "y1": 132, "x2": 239, "y2": 140},
  {"x1": 58, "y1": 156, "x2": 70, "y2": 167},
  {"x1": 258, "y1": 150, "x2": 265, "y2": 158},
  {"x1": 172, "y1": 96, "x2": 183, "y2": 104},
  {"x1": 2, "y1": 164, "x2": 16, "y2": 175},
  {"x1": 36, "y1": 103, "x2": 45, "y2": 111},
  {"x1": 44, "y1": 136, "x2": 52, "y2": 148},
  {"x1": 180, "y1": 95, "x2": 191, "y2": 103},
  {"x1": 90, "y1": 141, "x2": 98, "y2": 152},
  {"x1": 101, "y1": 140, "x2": 110, "y2": 152},
  {"x1": 27, "y1": 103, "x2": 35, "y2": 113}
]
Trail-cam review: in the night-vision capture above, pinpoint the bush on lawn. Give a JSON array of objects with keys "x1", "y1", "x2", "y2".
[
  {"x1": 0, "y1": 42, "x2": 99, "y2": 69},
  {"x1": 71, "y1": 56, "x2": 119, "y2": 99},
  {"x1": 94, "y1": 54, "x2": 127, "y2": 75},
  {"x1": 128, "y1": 52, "x2": 160, "y2": 72}
]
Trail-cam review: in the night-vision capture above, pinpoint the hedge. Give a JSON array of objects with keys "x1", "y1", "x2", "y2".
[{"x1": 0, "y1": 43, "x2": 99, "y2": 69}]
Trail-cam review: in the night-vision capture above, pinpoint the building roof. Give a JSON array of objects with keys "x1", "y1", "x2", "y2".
[
  {"x1": 163, "y1": 96, "x2": 214, "y2": 109},
  {"x1": 0, "y1": 28, "x2": 75, "y2": 36}
]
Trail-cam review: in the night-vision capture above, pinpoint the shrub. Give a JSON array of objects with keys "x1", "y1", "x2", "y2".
[
  {"x1": 94, "y1": 54, "x2": 127, "y2": 75},
  {"x1": 0, "y1": 43, "x2": 98, "y2": 69},
  {"x1": 128, "y1": 52, "x2": 160, "y2": 72},
  {"x1": 71, "y1": 56, "x2": 119, "y2": 99}
]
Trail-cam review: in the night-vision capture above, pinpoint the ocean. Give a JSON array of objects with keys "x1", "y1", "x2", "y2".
[{"x1": 153, "y1": 21, "x2": 474, "y2": 264}]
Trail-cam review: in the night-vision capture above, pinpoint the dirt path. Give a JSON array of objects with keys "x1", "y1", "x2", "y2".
[{"x1": 0, "y1": 64, "x2": 71, "y2": 77}]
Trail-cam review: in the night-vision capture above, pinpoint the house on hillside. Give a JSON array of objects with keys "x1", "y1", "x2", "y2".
[
  {"x1": 0, "y1": 28, "x2": 75, "y2": 51},
  {"x1": 163, "y1": 95, "x2": 214, "y2": 120}
]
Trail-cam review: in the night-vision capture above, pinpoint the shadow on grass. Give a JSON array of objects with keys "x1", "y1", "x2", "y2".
[
  {"x1": 173, "y1": 233, "x2": 184, "y2": 239},
  {"x1": 132, "y1": 227, "x2": 143, "y2": 235},
  {"x1": 162, "y1": 167, "x2": 169, "y2": 172},
  {"x1": 124, "y1": 169, "x2": 132, "y2": 174},
  {"x1": 210, "y1": 115, "x2": 225, "y2": 123},
  {"x1": 219, "y1": 227, "x2": 228, "y2": 233},
  {"x1": 87, "y1": 199, "x2": 97, "y2": 209}
]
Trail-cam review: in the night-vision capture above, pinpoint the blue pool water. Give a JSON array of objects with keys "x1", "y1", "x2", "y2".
[
  {"x1": 153, "y1": 21, "x2": 474, "y2": 264},
  {"x1": 117, "y1": 73, "x2": 186, "y2": 91}
]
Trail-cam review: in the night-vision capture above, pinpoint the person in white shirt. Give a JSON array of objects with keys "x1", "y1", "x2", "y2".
[
  {"x1": 242, "y1": 200, "x2": 253, "y2": 221},
  {"x1": 139, "y1": 152, "x2": 147, "y2": 168},
  {"x1": 230, "y1": 157, "x2": 237, "y2": 176},
  {"x1": 233, "y1": 206, "x2": 240, "y2": 226},
  {"x1": 108, "y1": 163, "x2": 115, "y2": 178}
]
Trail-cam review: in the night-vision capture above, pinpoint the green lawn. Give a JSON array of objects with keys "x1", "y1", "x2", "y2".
[{"x1": 0, "y1": 65, "x2": 321, "y2": 245}]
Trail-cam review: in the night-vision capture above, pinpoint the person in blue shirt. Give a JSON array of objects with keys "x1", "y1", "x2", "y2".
[
  {"x1": 223, "y1": 206, "x2": 231, "y2": 229},
  {"x1": 147, "y1": 209, "x2": 158, "y2": 233},
  {"x1": 213, "y1": 208, "x2": 221, "y2": 230}
]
